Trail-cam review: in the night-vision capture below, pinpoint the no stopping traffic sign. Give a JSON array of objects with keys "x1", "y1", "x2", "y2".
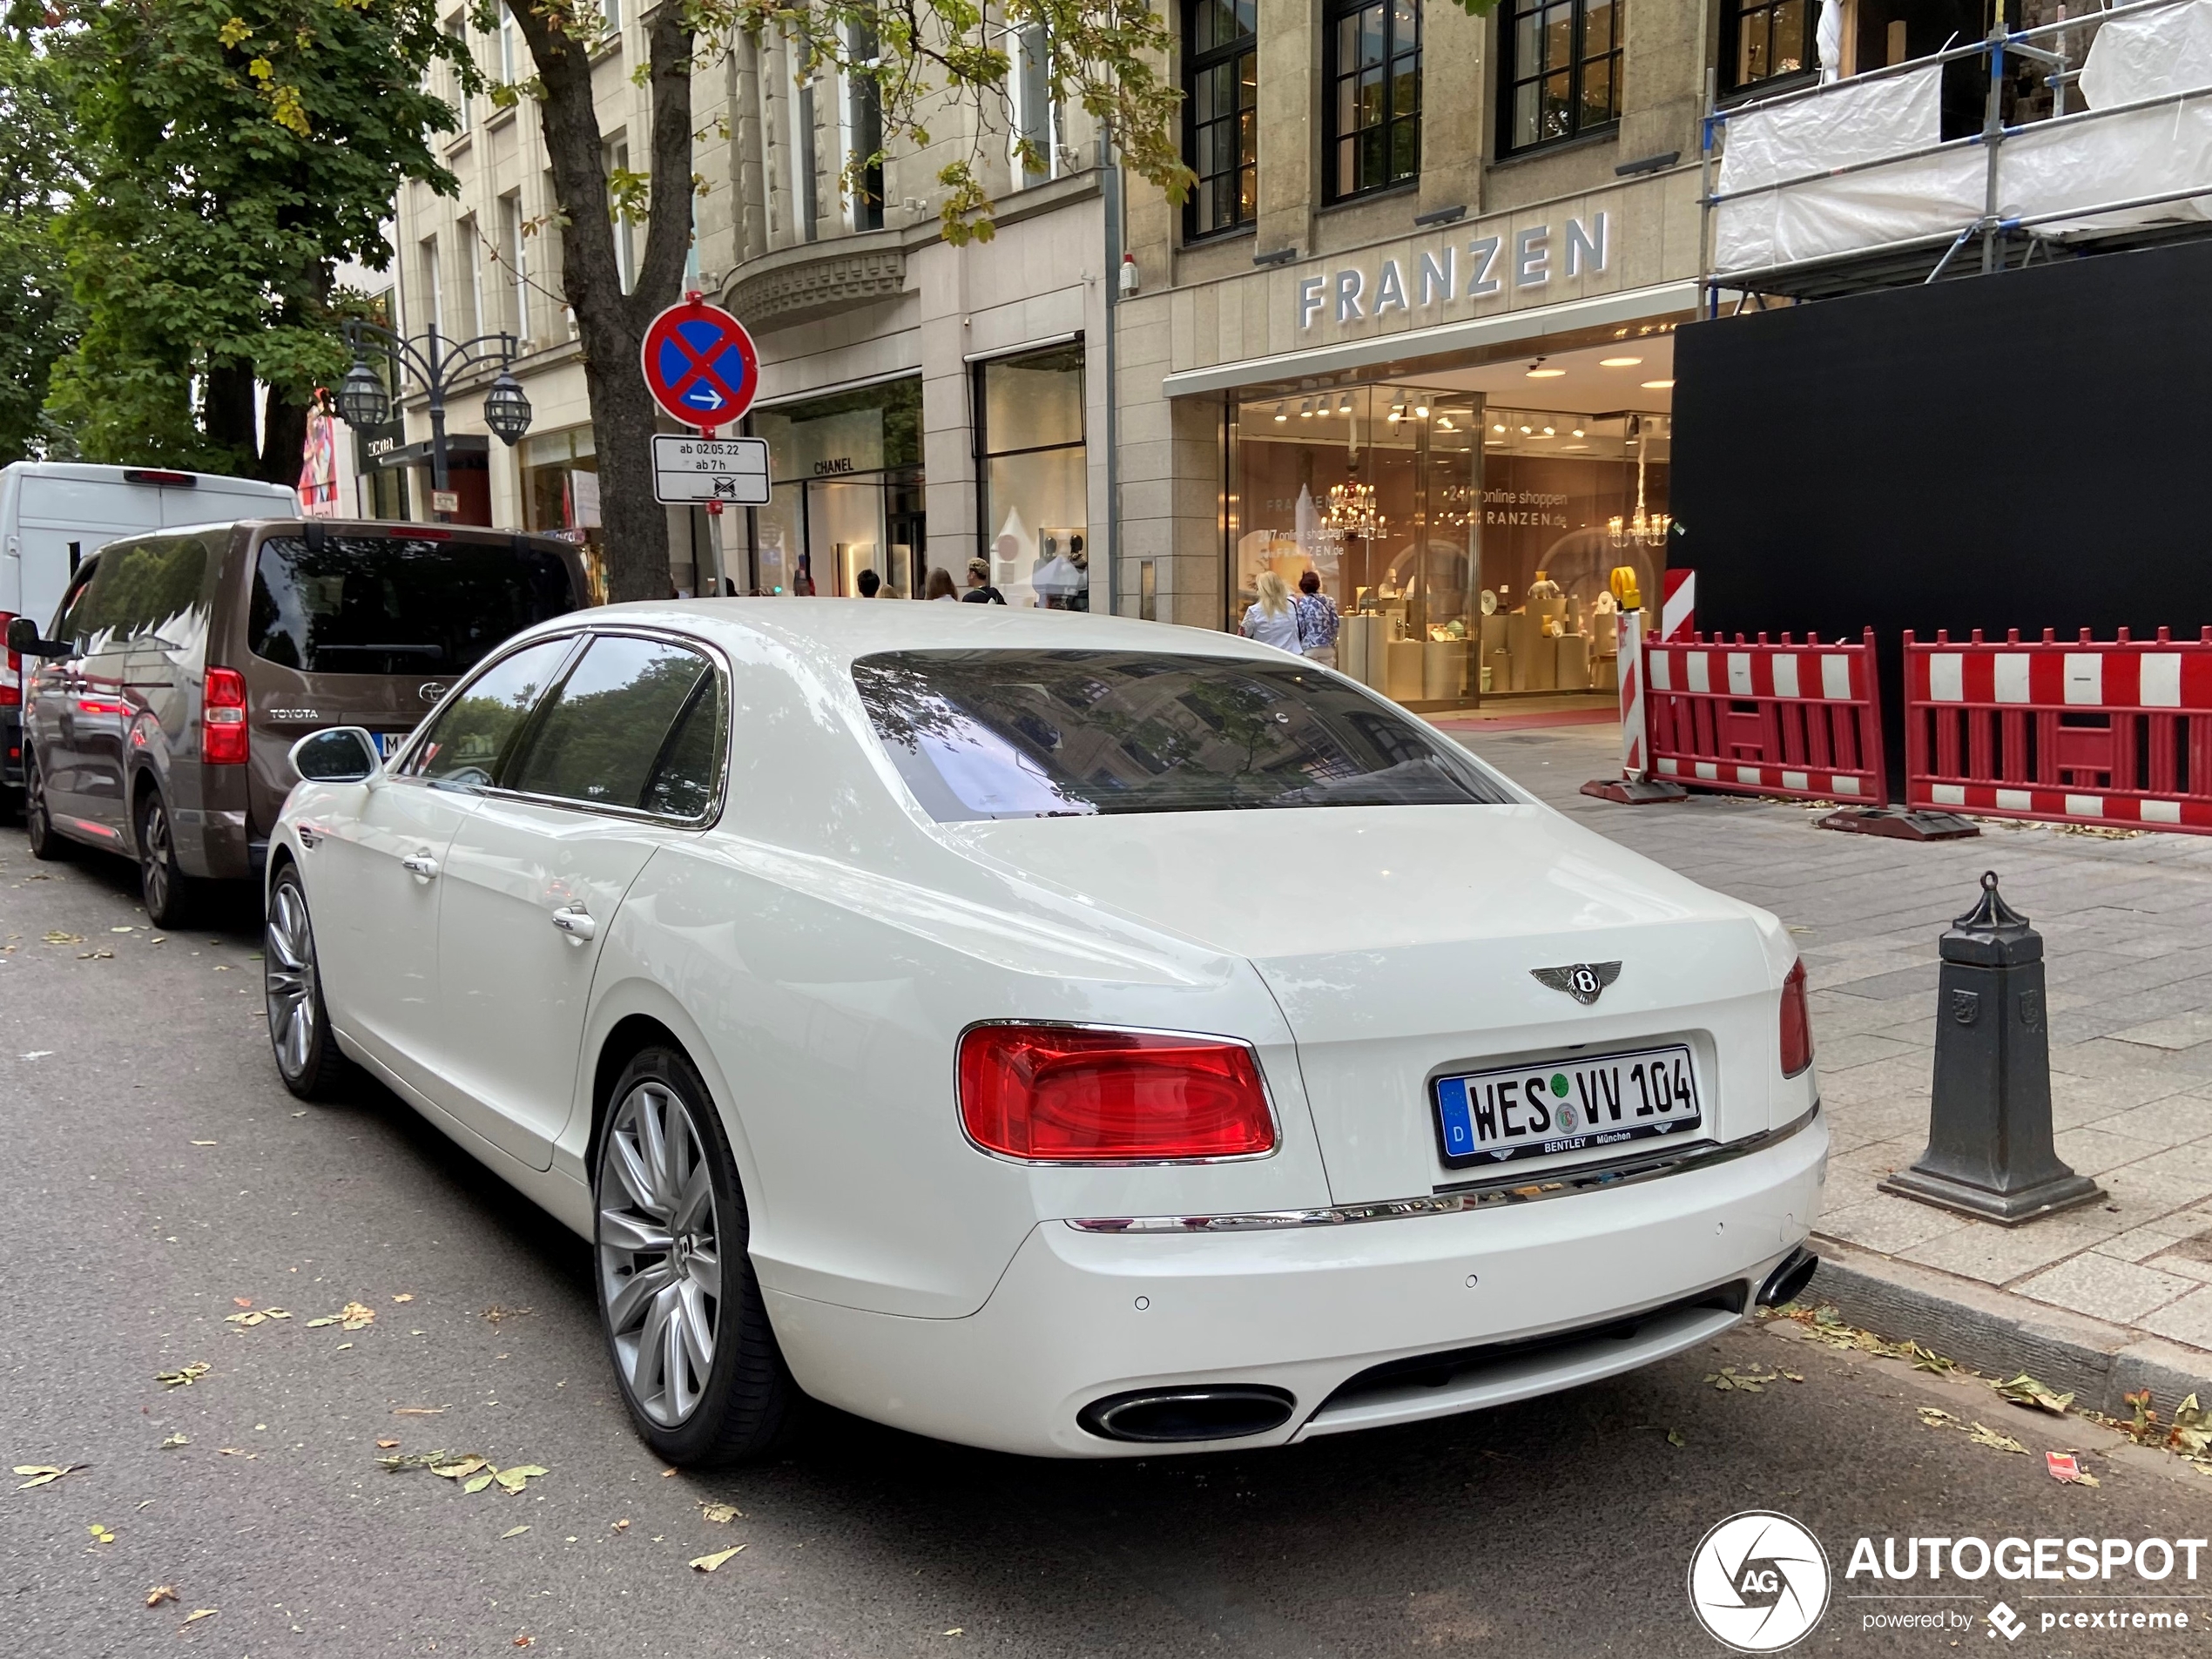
[{"x1": 640, "y1": 297, "x2": 759, "y2": 428}]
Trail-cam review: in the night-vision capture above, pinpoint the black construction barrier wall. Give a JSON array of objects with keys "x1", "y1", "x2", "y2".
[{"x1": 1670, "y1": 237, "x2": 2212, "y2": 793}]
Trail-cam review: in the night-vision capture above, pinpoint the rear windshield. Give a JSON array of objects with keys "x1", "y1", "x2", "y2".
[
  {"x1": 853, "y1": 649, "x2": 1516, "y2": 820},
  {"x1": 248, "y1": 534, "x2": 577, "y2": 676}
]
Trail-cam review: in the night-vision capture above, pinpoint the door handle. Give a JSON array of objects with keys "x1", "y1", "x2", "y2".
[
  {"x1": 550, "y1": 906, "x2": 597, "y2": 942},
  {"x1": 401, "y1": 852, "x2": 440, "y2": 880}
]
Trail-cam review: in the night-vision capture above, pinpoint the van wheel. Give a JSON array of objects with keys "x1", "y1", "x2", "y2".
[
  {"x1": 265, "y1": 864, "x2": 349, "y2": 1099},
  {"x1": 136, "y1": 788, "x2": 199, "y2": 928},
  {"x1": 24, "y1": 756, "x2": 67, "y2": 861},
  {"x1": 595, "y1": 1047, "x2": 798, "y2": 1467}
]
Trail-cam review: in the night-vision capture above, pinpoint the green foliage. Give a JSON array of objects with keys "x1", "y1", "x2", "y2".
[
  {"x1": 0, "y1": 41, "x2": 80, "y2": 463},
  {"x1": 38, "y1": 0, "x2": 473, "y2": 472}
]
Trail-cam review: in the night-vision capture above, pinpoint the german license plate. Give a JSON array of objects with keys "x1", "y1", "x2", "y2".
[
  {"x1": 1433, "y1": 1043, "x2": 1703, "y2": 1170},
  {"x1": 372, "y1": 730, "x2": 408, "y2": 759}
]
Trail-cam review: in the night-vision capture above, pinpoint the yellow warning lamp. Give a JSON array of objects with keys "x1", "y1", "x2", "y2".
[{"x1": 1608, "y1": 566, "x2": 1642, "y2": 610}]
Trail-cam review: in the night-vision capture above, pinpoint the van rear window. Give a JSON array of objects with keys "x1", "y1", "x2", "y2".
[{"x1": 249, "y1": 535, "x2": 577, "y2": 677}]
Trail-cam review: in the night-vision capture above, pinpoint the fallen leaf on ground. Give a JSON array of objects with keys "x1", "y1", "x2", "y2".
[
  {"x1": 661, "y1": 1467, "x2": 678, "y2": 1478},
  {"x1": 513, "y1": 1637, "x2": 535, "y2": 1649},
  {"x1": 392, "y1": 1406, "x2": 446, "y2": 1416},
  {"x1": 393, "y1": 1292, "x2": 415, "y2": 1304},
  {"x1": 613, "y1": 1519, "x2": 631, "y2": 1532},
  {"x1": 43, "y1": 930, "x2": 82, "y2": 944},
  {"x1": 217, "y1": 1448, "x2": 254, "y2": 1459},
  {"x1": 182, "y1": 1608, "x2": 216, "y2": 1625},
  {"x1": 1706, "y1": 1365, "x2": 1781, "y2": 1393},
  {"x1": 494, "y1": 1465, "x2": 549, "y2": 1494},
  {"x1": 110, "y1": 926, "x2": 134, "y2": 933},
  {"x1": 375, "y1": 1438, "x2": 400, "y2": 1449},
  {"x1": 77, "y1": 948, "x2": 113, "y2": 960},
  {"x1": 87, "y1": 1524, "x2": 116, "y2": 1545},
  {"x1": 1665, "y1": 1427, "x2": 1686, "y2": 1447},
  {"x1": 158, "y1": 1433, "x2": 188, "y2": 1450},
  {"x1": 233, "y1": 1298, "x2": 253, "y2": 1309},
  {"x1": 145, "y1": 1586, "x2": 178, "y2": 1607},
  {"x1": 1968, "y1": 1422, "x2": 2030, "y2": 1454},
  {"x1": 944, "y1": 1629, "x2": 964, "y2": 1637},
  {"x1": 689, "y1": 1546, "x2": 745, "y2": 1572},
  {"x1": 1996, "y1": 1372, "x2": 2075, "y2": 1415},
  {"x1": 1917, "y1": 1406, "x2": 1958, "y2": 1426},
  {"x1": 700, "y1": 1501, "x2": 741, "y2": 1524},
  {"x1": 15, "y1": 1463, "x2": 88, "y2": 1489},
  {"x1": 502, "y1": 1525, "x2": 530, "y2": 1539},
  {"x1": 223, "y1": 1308, "x2": 290, "y2": 1327},
  {"x1": 155, "y1": 1363, "x2": 209, "y2": 1388},
  {"x1": 428, "y1": 1457, "x2": 488, "y2": 1480},
  {"x1": 1781, "y1": 1370, "x2": 1806, "y2": 1383},
  {"x1": 187, "y1": 1141, "x2": 216, "y2": 1148}
]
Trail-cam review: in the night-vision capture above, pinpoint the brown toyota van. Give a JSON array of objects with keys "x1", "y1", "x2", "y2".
[{"x1": 7, "y1": 519, "x2": 592, "y2": 924}]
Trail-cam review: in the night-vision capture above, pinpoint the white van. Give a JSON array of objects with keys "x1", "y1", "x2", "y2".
[{"x1": 1, "y1": 462, "x2": 298, "y2": 808}]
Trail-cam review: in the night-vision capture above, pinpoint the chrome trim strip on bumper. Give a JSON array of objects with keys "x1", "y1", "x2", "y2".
[{"x1": 1063, "y1": 1102, "x2": 1821, "y2": 1234}]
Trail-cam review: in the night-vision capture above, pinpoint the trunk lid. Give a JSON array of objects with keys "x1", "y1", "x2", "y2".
[{"x1": 945, "y1": 805, "x2": 1786, "y2": 1205}]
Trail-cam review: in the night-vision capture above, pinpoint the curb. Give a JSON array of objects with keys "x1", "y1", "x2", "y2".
[{"x1": 1804, "y1": 1236, "x2": 2212, "y2": 1420}]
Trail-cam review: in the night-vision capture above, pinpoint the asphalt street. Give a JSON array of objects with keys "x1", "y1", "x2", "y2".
[{"x1": 7, "y1": 829, "x2": 2212, "y2": 1659}]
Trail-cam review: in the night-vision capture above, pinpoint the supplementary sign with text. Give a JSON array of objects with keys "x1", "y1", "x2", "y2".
[{"x1": 652, "y1": 435, "x2": 772, "y2": 505}]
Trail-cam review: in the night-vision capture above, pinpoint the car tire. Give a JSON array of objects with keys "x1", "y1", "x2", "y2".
[
  {"x1": 595, "y1": 1047, "x2": 798, "y2": 1467},
  {"x1": 263, "y1": 863, "x2": 351, "y2": 1101},
  {"x1": 136, "y1": 786, "x2": 200, "y2": 928},
  {"x1": 24, "y1": 756, "x2": 67, "y2": 861}
]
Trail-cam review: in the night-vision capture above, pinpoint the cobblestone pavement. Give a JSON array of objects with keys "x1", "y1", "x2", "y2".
[{"x1": 1461, "y1": 719, "x2": 2212, "y2": 1356}]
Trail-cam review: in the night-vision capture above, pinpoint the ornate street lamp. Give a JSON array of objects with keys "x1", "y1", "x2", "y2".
[{"x1": 338, "y1": 320, "x2": 532, "y2": 522}]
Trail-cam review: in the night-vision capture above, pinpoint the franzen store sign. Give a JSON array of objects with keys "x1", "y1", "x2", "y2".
[{"x1": 1295, "y1": 212, "x2": 1612, "y2": 331}]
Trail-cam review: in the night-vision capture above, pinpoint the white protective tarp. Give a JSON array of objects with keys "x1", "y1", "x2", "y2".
[{"x1": 1712, "y1": 0, "x2": 2212, "y2": 274}]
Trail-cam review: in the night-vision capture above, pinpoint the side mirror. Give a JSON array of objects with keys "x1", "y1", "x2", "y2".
[
  {"x1": 6, "y1": 616, "x2": 69, "y2": 658},
  {"x1": 289, "y1": 725, "x2": 381, "y2": 784}
]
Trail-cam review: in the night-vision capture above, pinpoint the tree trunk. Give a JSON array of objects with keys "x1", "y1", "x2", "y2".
[
  {"x1": 257, "y1": 392, "x2": 307, "y2": 489},
  {"x1": 509, "y1": 0, "x2": 698, "y2": 603},
  {"x1": 202, "y1": 361, "x2": 259, "y2": 472}
]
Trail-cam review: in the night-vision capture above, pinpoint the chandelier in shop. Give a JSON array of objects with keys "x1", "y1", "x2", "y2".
[
  {"x1": 1608, "y1": 415, "x2": 1671, "y2": 548},
  {"x1": 1325, "y1": 479, "x2": 1383, "y2": 542}
]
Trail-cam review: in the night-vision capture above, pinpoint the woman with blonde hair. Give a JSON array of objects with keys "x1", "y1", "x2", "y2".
[{"x1": 1239, "y1": 570, "x2": 1302, "y2": 651}]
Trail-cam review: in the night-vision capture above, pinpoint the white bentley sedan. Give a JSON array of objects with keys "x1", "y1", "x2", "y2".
[{"x1": 266, "y1": 601, "x2": 1825, "y2": 1466}]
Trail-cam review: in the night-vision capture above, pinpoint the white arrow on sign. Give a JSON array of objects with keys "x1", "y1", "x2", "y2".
[{"x1": 651, "y1": 434, "x2": 772, "y2": 506}]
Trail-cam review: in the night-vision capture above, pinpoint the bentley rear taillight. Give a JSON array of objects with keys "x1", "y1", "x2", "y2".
[
  {"x1": 958, "y1": 1025, "x2": 1275, "y2": 1163},
  {"x1": 1780, "y1": 959, "x2": 1815, "y2": 1078}
]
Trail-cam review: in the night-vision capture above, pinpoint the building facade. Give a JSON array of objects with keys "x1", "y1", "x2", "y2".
[{"x1": 388, "y1": 10, "x2": 1114, "y2": 605}]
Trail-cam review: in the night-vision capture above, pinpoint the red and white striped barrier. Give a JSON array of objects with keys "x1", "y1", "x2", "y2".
[
  {"x1": 1906, "y1": 629, "x2": 2212, "y2": 833},
  {"x1": 1643, "y1": 630, "x2": 1889, "y2": 806}
]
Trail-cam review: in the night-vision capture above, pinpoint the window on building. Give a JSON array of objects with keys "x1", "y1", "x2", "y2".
[
  {"x1": 1009, "y1": 21, "x2": 1063, "y2": 182},
  {"x1": 975, "y1": 345, "x2": 1087, "y2": 610},
  {"x1": 602, "y1": 0, "x2": 620, "y2": 37},
  {"x1": 499, "y1": 3, "x2": 520, "y2": 82},
  {"x1": 1723, "y1": 0, "x2": 1815, "y2": 91},
  {"x1": 420, "y1": 234, "x2": 444, "y2": 341},
  {"x1": 501, "y1": 193, "x2": 529, "y2": 339},
  {"x1": 605, "y1": 138, "x2": 635, "y2": 293},
  {"x1": 445, "y1": 13, "x2": 469, "y2": 130},
  {"x1": 1501, "y1": 0, "x2": 1622, "y2": 152},
  {"x1": 459, "y1": 214, "x2": 484, "y2": 339},
  {"x1": 846, "y1": 20, "x2": 884, "y2": 230},
  {"x1": 1185, "y1": 1, "x2": 1257, "y2": 238},
  {"x1": 1327, "y1": 0, "x2": 1420, "y2": 201},
  {"x1": 794, "y1": 73, "x2": 819, "y2": 241}
]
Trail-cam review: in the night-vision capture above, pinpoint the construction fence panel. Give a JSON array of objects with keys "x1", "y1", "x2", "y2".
[
  {"x1": 1644, "y1": 629, "x2": 1889, "y2": 806},
  {"x1": 1905, "y1": 629, "x2": 2212, "y2": 833}
]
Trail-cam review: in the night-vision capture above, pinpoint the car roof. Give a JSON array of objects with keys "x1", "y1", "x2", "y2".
[{"x1": 548, "y1": 597, "x2": 1291, "y2": 671}]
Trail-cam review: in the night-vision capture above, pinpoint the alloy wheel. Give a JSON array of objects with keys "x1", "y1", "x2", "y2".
[
  {"x1": 140, "y1": 796, "x2": 171, "y2": 917},
  {"x1": 597, "y1": 1081, "x2": 722, "y2": 1428},
  {"x1": 24, "y1": 760, "x2": 52, "y2": 855},
  {"x1": 264, "y1": 880, "x2": 319, "y2": 1082}
]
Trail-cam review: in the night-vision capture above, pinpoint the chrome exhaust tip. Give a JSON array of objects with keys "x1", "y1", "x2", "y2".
[
  {"x1": 1758, "y1": 1245, "x2": 1818, "y2": 1309},
  {"x1": 1078, "y1": 1385, "x2": 1297, "y2": 1444}
]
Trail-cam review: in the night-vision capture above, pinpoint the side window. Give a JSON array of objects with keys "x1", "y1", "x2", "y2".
[
  {"x1": 51, "y1": 562, "x2": 100, "y2": 653},
  {"x1": 404, "y1": 637, "x2": 577, "y2": 792},
  {"x1": 507, "y1": 634, "x2": 715, "y2": 811},
  {"x1": 67, "y1": 537, "x2": 209, "y2": 651},
  {"x1": 641, "y1": 677, "x2": 726, "y2": 819}
]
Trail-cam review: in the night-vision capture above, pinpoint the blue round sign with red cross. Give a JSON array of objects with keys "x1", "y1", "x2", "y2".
[{"x1": 639, "y1": 296, "x2": 760, "y2": 429}]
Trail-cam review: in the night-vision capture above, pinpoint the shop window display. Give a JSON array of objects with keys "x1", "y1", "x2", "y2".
[
  {"x1": 976, "y1": 345, "x2": 1088, "y2": 610},
  {"x1": 1229, "y1": 388, "x2": 1667, "y2": 705},
  {"x1": 743, "y1": 378, "x2": 925, "y2": 597}
]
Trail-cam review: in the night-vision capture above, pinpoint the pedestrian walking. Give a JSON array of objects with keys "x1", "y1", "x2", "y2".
[
  {"x1": 925, "y1": 568, "x2": 958, "y2": 601},
  {"x1": 1294, "y1": 570, "x2": 1340, "y2": 668},
  {"x1": 1240, "y1": 570, "x2": 1302, "y2": 652},
  {"x1": 962, "y1": 557, "x2": 1007, "y2": 605}
]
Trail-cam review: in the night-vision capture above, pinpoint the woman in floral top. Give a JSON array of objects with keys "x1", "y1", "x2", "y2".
[{"x1": 1294, "y1": 570, "x2": 1340, "y2": 668}]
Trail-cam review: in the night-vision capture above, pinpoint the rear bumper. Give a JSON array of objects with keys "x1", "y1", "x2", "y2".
[
  {"x1": 1, "y1": 707, "x2": 20, "y2": 790},
  {"x1": 765, "y1": 1108, "x2": 1829, "y2": 1457}
]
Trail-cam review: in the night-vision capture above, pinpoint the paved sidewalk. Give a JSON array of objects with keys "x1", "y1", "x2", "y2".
[{"x1": 1459, "y1": 720, "x2": 2212, "y2": 1381}]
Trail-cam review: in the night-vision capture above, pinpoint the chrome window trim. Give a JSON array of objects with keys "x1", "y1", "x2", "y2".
[
  {"x1": 397, "y1": 624, "x2": 734, "y2": 832},
  {"x1": 1062, "y1": 1101, "x2": 1820, "y2": 1232},
  {"x1": 954, "y1": 1018, "x2": 1285, "y2": 1168}
]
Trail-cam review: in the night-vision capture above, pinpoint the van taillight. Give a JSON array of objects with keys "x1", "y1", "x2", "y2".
[
  {"x1": 957, "y1": 1025, "x2": 1275, "y2": 1162},
  {"x1": 203, "y1": 666, "x2": 248, "y2": 765},
  {"x1": 0, "y1": 611, "x2": 17, "y2": 709},
  {"x1": 1780, "y1": 959, "x2": 1815, "y2": 1078}
]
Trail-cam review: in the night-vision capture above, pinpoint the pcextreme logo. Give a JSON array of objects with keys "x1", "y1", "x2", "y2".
[{"x1": 1688, "y1": 1511, "x2": 1832, "y2": 1652}]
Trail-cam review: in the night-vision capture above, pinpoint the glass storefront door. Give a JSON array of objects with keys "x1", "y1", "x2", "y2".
[{"x1": 743, "y1": 378, "x2": 925, "y2": 596}]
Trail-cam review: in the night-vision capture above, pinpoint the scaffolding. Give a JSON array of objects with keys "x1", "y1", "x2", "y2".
[{"x1": 1698, "y1": 0, "x2": 2212, "y2": 310}]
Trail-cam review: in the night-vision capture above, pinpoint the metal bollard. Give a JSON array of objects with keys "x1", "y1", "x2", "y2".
[{"x1": 1880, "y1": 872, "x2": 2103, "y2": 1226}]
